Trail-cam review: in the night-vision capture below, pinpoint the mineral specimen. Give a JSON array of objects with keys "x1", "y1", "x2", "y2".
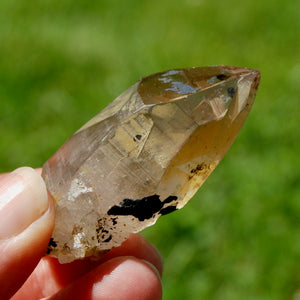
[{"x1": 42, "y1": 66, "x2": 260, "y2": 263}]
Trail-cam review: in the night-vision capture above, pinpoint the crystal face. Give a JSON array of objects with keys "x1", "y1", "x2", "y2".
[{"x1": 42, "y1": 66, "x2": 260, "y2": 263}]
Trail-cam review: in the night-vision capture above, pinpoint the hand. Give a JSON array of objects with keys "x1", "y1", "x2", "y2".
[{"x1": 0, "y1": 167, "x2": 162, "y2": 300}]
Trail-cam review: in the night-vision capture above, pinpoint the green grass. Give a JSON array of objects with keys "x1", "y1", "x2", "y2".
[{"x1": 1, "y1": 0, "x2": 299, "y2": 298}]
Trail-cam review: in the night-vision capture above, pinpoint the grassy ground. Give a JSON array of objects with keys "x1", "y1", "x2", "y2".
[{"x1": 1, "y1": 0, "x2": 299, "y2": 299}]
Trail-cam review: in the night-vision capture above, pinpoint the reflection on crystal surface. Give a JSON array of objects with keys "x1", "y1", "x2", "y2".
[{"x1": 42, "y1": 65, "x2": 260, "y2": 263}]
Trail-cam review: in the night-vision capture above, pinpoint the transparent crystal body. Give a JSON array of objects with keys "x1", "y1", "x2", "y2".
[{"x1": 42, "y1": 66, "x2": 260, "y2": 263}]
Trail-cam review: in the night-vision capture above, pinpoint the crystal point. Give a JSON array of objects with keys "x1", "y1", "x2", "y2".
[{"x1": 42, "y1": 66, "x2": 260, "y2": 263}]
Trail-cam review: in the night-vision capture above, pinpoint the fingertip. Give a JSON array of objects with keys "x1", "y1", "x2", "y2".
[
  {"x1": 51, "y1": 257, "x2": 162, "y2": 300},
  {"x1": 13, "y1": 167, "x2": 48, "y2": 206},
  {"x1": 0, "y1": 166, "x2": 55, "y2": 298},
  {"x1": 102, "y1": 234, "x2": 164, "y2": 276},
  {"x1": 91, "y1": 257, "x2": 162, "y2": 300}
]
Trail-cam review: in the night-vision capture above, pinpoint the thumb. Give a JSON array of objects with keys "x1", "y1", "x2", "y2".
[{"x1": 0, "y1": 167, "x2": 55, "y2": 299}]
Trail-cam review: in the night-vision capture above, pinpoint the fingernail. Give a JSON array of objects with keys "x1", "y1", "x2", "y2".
[
  {"x1": 0, "y1": 167, "x2": 49, "y2": 239},
  {"x1": 92, "y1": 258, "x2": 162, "y2": 300},
  {"x1": 142, "y1": 259, "x2": 162, "y2": 280}
]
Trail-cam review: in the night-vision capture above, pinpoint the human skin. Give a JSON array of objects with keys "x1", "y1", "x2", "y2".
[{"x1": 0, "y1": 167, "x2": 163, "y2": 300}]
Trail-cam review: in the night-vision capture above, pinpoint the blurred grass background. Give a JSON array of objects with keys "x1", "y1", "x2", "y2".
[{"x1": 0, "y1": 0, "x2": 299, "y2": 298}]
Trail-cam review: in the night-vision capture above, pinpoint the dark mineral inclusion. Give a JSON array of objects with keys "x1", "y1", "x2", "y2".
[{"x1": 108, "y1": 195, "x2": 178, "y2": 221}]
